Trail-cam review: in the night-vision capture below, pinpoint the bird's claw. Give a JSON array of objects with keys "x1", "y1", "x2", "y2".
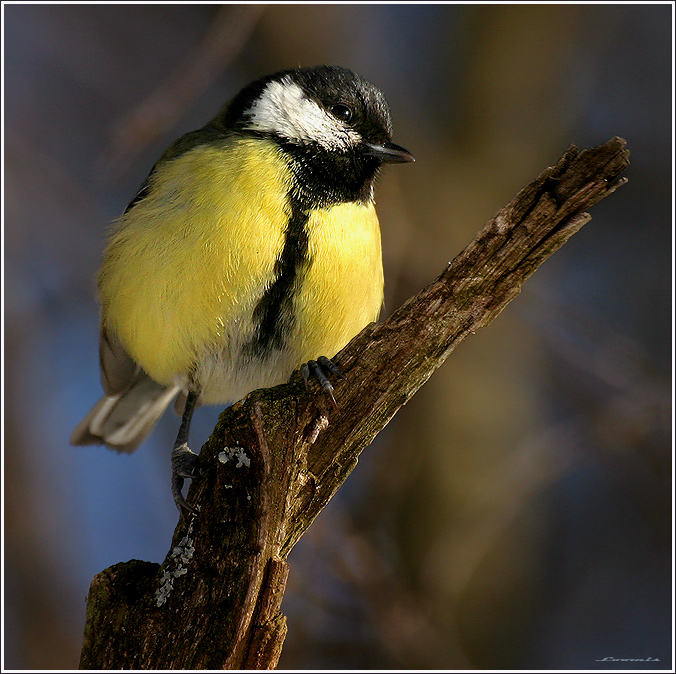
[
  {"x1": 171, "y1": 442, "x2": 200, "y2": 518},
  {"x1": 301, "y1": 356, "x2": 346, "y2": 412}
]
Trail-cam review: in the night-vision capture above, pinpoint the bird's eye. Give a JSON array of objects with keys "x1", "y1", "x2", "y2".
[{"x1": 331, "y1": 104, "x2": 353, "y2": 123}]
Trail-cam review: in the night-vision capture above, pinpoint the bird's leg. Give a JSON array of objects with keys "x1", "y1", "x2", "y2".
[
  {"x1": 171, "y1": 387, "x2": 201, "y2": 518},
  {"x1": 300, "y1": 356, "x2": 346, "y2": 412}
]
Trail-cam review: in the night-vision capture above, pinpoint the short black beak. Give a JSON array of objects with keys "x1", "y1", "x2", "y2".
[{"x1": 366, "y1": 141, "x2": 415, "y2": 164}]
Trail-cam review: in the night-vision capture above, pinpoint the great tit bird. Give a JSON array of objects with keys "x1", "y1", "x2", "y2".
[{"x1": 71, "y1": 65, "x2": 414, "y2": 516}]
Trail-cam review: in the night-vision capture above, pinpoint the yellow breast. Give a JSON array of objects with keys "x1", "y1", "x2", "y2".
[
  {"x1": 99, "y1": 137, "x2": 290, "y2": 385},
  {"x1": 292, "y1": 201, "x2": 383, "y2": 362}
]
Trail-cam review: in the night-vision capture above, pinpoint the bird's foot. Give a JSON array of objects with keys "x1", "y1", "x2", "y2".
[
  {"x1": 171, "y1": 442, "x2": 200, "y2": 519},
  {"x1": 300, "y1": 356, "x2": 346, "y2": 412}
]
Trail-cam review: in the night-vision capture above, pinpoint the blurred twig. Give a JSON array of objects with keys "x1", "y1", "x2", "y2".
[
  {"x1": 98, "y1": 4, "x2": 264, "y2": 180},
  {"x1": 317, "y1": 507, "x2": 474, "y2": 669},
  {"x1": 522, "y1": 289, "x2": 671, "y2": 539},
  {"x1": 79, "y1": 138, "x2": 630, "y2": 670}
]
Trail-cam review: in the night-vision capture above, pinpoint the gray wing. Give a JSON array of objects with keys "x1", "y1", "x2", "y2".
[
  {"x1": 70, "y1": 327, "x2": 180, "y2": 452},
  {"x1": 99, "y1": 326, "x2": 139, "y2": 395}
]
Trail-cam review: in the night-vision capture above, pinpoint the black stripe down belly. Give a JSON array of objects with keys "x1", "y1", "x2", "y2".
[{"x1": 244, "y1": 192, "x2": 310, "y2": 359}]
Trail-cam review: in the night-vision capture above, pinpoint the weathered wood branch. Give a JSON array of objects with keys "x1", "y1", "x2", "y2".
[{"x1": 79, "y1": 137, "x2": 629, "y2": 670}]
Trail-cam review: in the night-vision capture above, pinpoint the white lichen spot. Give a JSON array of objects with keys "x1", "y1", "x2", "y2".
[
  {"x1": 155, "y1": 518, "x2": 197, "y2": 607},
  {"x1": 219, "y1": 446, "x2": 250, "y2": 468},
  {"x1": 234, "y1": 448, "x2": 250, "y2": 468}
]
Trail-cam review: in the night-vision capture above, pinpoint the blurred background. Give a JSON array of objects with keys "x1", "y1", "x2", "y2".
[{"x1": 3, "y1": 3, "x2": 672, "y2": 670}]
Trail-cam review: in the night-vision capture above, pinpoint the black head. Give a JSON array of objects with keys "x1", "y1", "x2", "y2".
[{"x1": 212, "y1": 65, "x2": 413, "y2": 205}]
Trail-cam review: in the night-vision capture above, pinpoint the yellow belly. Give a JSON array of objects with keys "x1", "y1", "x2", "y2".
[
  {"x1": 99, "y1": 135, "x2": 383, "y2": 403},
  {"x1": 292, "y1": 201, "x2": 383, "y2": 363}
]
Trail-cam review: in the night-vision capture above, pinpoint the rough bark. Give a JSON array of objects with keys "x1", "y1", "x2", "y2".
[{"x1": 79, "y1": 137, "x2": 630, "y2": 670}]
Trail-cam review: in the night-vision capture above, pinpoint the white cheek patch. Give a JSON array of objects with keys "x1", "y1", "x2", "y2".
[{"x1": 245, "y1": 78, "x2": 362, "y2": 151}]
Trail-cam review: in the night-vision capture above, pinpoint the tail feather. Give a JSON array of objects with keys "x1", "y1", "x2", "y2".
[{"x1": 71, "y1": 373, "x2": 180, "y2": 453}]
